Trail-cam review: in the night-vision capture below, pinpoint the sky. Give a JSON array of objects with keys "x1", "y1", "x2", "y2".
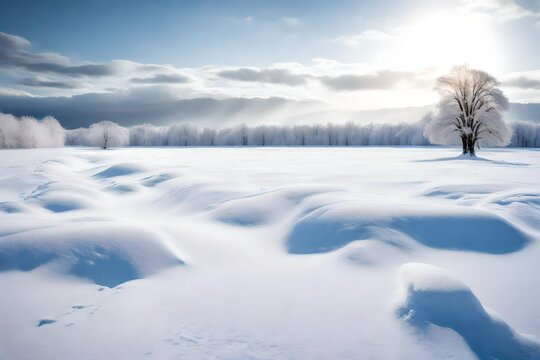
[{"x1": 1, "y1": 0, "x2": 540, "y2": 128}]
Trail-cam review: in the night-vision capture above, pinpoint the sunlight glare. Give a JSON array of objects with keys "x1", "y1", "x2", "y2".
[{"x1": 389, "y1": 11, "x2": 500, "y2": 72}]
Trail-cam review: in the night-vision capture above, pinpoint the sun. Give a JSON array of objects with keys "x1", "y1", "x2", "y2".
[{"x1": 385, "y1": 10, "x2": 501, "y2": 73}]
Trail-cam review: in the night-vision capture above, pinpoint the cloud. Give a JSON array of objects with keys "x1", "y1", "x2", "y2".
[
  {"x1": 0, "y1": 87, "x2": 32, "y2": 97},
  {"x1": 503, "y1": 76, "x2": 540, "y2": 89},
  {"x1": 0, "y1": 32, "x2": 116, "y2": 77},
  {"x1": 130, "y1": 73, "x2": 191, "y2": 84},
  {"x1": 321, "y1": 71, "x2": 421, "y2": 90},
  {"x1": 0, "y1": 86, "x2": 323, "y2": 128},
  {"x1": 1, "y1": 29, "x2": 536, "y2": 114},
  {"x1": 0, "y1": 32, "x2": 30, "y2": 49},
  {"x1": 18, "y1": 76, "x2": 82, "y2": 89},
  {"x1": 502, "y1": 76, "x2": 540, "y2": 90},
  {"x1": 333, "y1": 30, "x2": 392, "y2": 47},
  {"x1": 462, "y1": 0, "x2": 540, "y2": 21},
  {"x1": 217, "y1": 68, "x2": 309, "y2": 86},
  {"x1": 501, "y1": 70, "x2": 540, "y2": 90}
]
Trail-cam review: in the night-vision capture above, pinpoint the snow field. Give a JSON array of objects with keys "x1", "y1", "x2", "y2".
[{"x1": 1, "y1": 147, "x2": 540, "y2": 359}]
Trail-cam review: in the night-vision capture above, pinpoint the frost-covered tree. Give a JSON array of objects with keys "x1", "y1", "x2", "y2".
[
  {"x1": 88, "y1": 121, "x2": 129, "y2": 149},
  {"x1": 424, "y1": 65, "x2": 511, "y2": 156},
  {"x1": 0, "y1": 113, "x2": 64, "y2": 148},
  {"x1": 167, "y1": 124, "x2": 199, "y2": 146},
  {"x1": 18, "y1": 117, "x2": 40, "y2": 148},
  {"x1": 130, "y1": 124, "x2": 168, "y2": 146},
  {"x1": 40, "y1": 116, "x2": 66, "y2": 147},
  {"x1": 0, "y1": 113, "x2": 20, "y2": 148},
  {"x1": 511, "y1": 120, "x2": 540, "y2": 147}
]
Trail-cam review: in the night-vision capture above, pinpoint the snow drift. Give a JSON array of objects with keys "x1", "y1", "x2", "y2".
[
  {"x1": 0, "y1": 223, "x2": 184, "y2": 287},
  {"x1": 286, "y1": 203, "x2": 529, "y2": 254},
  {"x1": 396, "y1": 263, "x2": 540, "y2": 360}
]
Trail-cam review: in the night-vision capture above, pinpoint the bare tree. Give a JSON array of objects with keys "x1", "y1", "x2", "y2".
[{"x1": 424, "y1": 65, "x2": 511, "y2": 156}]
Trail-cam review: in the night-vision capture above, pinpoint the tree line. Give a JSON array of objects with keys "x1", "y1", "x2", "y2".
[{"x1": 1, "y1": 112, "x2": 539, "y2": 149}]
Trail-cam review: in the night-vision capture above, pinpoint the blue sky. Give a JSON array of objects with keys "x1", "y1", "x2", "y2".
[
  {"x1": 1, "y1": 0, "x2": 540, "y2": 127},
  {"x1": 0, "y1": 0, "x2": 407, "y2": 66}
]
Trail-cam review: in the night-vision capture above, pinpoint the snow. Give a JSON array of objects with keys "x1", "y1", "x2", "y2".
[
  {"x1": 0, "y1": 224, "x2": 184, "y2": 287},
  {"x1": 286, "y1": 202, "x2": 530, "y2": 254},
  {"x1": 1, "y1": 146, "x2": 540, "y2": 359},
  {"x1": 396, "y1": 263, "x2": 540, "y2": 359}
]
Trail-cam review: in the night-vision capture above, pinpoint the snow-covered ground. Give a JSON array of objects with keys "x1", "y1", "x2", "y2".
[{"x1": 1, "y1": 147, "x2": 540, "y2": 360}]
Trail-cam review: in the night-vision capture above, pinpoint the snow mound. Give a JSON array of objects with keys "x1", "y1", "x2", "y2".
[
  {"x1": 340, "y1": 228, "x2": 412, "y2": 266},
  {"x1": 93, "y1": 163, "x2": 144, "y2": 178},
  {"x1": 286, "y1": 203, "x2": 529, "y2": 254},
  {"x1": 210, "y1": 186, "x2": 340, "y2": 227},
  {"x1": 392, "y1": 211, "x2": 528, "y2": 253},
  {"x1": 396, "y1": 263, "x2": 540, "y2": 360},
  {"x1": 37, "y1": 193, "x2": 93, "y2": 213},
  {"x1": 106, "y1": 183, "x2": 137, "y2": 193},
  {"x1": 211, "y1": 193, "x2": 285, "y2": 226},
  {"x1": 422, "y1": 184, "x2": 504, "y2": 203},
  {"x1": 491, "y1": 192, "x2": 540, "y2": 207},
  {"x1": 211, "y1": 191, "x2": 299, "y2": 226},
  {"x1": 0, "y1": 202, "x2": 24, "y2": 213},
  {"x1": 141, "y1": 173, "x2": 176, "y2": 187},
  {"x1": 0, "y1": 224, "x2": 184, "y2": 287}
]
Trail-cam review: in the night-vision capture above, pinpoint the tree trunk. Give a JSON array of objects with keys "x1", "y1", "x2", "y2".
[
  {"x1": 461, "y1": 136, "x2": 468, "y2": 154},
  {"x1": 460, "y1": 134, "x2": 477, "y2": 156},
  {"x1": 467, "y1": 135, "x2": 476, "y2": 157}
]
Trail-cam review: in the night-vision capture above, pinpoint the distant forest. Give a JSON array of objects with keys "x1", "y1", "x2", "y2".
[{"x1": 1, "y1": 113, "x2": 539, "y2": 148}]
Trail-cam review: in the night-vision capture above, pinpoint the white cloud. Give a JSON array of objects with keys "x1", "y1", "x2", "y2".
[
  {"x1": 216, "y1": 67, "x2": 309, "y2": 86},
  {"x1": 462, "y1": 0, "x2": 540, "y2": 21},
  {"x1": 0, "y1": 87, "x2": 33, "y2": 97},
  {"x1": 0, "y1": 32, "x2": 116, "y2": 77},
  {"x1": 2, "y1": 30, "x2": 538, "y2": 123},
  {"x1": 502, "y1": 70, "x2": 540, "y2": 89},
  {"x1": 333, "y1": 30, "x2": 392, "y2": 47},
  {"x1": 130, "y1": 73, "x2": 191, "y2": 84}
]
